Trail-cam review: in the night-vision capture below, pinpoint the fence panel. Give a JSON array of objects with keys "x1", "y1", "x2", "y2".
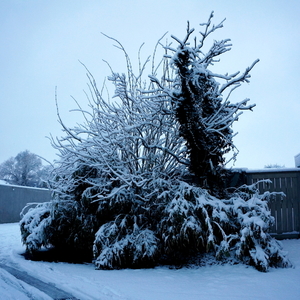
[
  {"x1": 2, "y1": 170, "x2": 300, "y2": 237},
  {"x1": 244, "y1": 169, "x2": 300, "y2": 237},
  {"x1": 0, "y1": 184, "x2": 51, "y2": 224}
]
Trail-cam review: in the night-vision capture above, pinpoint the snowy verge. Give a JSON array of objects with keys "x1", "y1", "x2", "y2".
[
  {"x1": 1, "y1": 223, "x2": 300, "y2": 300},
  {"x1": 0, "y1": 267, "x2": 51, "y2": 300}
]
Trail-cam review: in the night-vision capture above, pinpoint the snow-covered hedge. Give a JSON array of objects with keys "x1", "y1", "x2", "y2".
[
  {"x1": 20, "y1": 13, "x2": 291, "y2": 272},
  {"x1": 20, "y1": 180, "x2": 290, "y2": 271}
]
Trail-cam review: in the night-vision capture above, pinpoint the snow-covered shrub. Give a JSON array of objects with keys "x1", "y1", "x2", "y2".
[
  {"x1": 20, "y1": 202, "x2": 52, "y2": 253},
  {"x1": 155, "y1": 180, "x2": 290, "y2": 271},
  {"x1": 94, "y1": 222, "x2": 158, "y2": 269},
  {"x1": 230, "y1": 183, "x2": 290, "y2": 271},
  {"x1": 20, "y1": 13, "x2": 292, "y2": 272},
  {"x1": 20, "y1": 199, "x2": 97, "y2": 260}
]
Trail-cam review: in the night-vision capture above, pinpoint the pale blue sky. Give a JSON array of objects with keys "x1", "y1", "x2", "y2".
[{"x1": 1, "y1": 0, "x2": 300, "y2": 169}]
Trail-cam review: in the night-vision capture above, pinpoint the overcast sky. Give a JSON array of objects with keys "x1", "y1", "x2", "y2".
[{"x1": 1, "y1": 0, "x2": 300, "y2": 169}]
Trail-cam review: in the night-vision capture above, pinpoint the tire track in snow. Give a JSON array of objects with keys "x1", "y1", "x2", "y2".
[{"x1": 0, "y1": 263, "x2": 79, "y2": 300}]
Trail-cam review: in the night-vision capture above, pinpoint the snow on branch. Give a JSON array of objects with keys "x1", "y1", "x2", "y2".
[
  {"x1": 143, "y1": 16, "x2": 259, "y2": 192},
  {"x1": 219, "y1": 59, "x2": 260, "y2": 94}
]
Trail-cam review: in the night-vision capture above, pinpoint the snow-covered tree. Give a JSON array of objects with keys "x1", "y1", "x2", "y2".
[
  {"x1": 0, "y1": 150, "x2": 51, "y2": 187},
  {"x1": 20, "y1": 13, "x2": 291, "y2": 272},
  {"x1": 146, "y1": 16, "x2": 258, "y2": 196}
]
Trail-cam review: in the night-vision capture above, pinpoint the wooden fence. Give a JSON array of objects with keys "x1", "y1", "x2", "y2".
[
  {"x1": 1, "y1": 169, "x2": 300, "y2": 238},
  {"x1": 0, "y1": 184, "x2": 51, "y2": 224},
  {"x1": 243, "y1": 168, "x2": 300, "y2": 239}
]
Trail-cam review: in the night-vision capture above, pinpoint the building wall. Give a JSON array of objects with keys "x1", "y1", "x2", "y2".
[
  {"x1": 0, "y1": 184, "x2": 51, "y2": 224},
  {"x1": 295, "y1": 153, "x2": 300, "y2": 168}
]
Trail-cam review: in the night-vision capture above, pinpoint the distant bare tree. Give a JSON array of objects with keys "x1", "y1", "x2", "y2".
[
  {"x1": 264, "y1": 164, "x2": 285, "y2": 169},
  {"x1": 0, "y1": 150, "x2": 51, "y2": 187}
]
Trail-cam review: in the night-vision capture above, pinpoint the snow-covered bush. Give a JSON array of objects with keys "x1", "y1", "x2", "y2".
[
  {"x1": 20, "y1": 13, "x2": 291, "y2": 272},
  {"x1": 20, "y1": 200, "x2": 97, "y2": 261},
  {"x1": 20, "y1": 202, "x2": 52, "y2": 253},
  {"x1": 156, "y1": 180, "x2": 290, "y2": 272}
]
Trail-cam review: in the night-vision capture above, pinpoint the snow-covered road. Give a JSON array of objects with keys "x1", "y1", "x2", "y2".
[{"x1": 0, "y1": 223, "x2": 300, "y2": 300}]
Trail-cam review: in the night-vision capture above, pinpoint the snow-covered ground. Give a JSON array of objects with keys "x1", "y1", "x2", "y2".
[{"x1": 0, "y1": 223, "x2": 299, "y2": 300}]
